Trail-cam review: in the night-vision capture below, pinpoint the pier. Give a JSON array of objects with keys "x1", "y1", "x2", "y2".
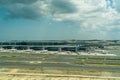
[{"x1": 0, "y1": 40, "x2": 80, "y2": 52}]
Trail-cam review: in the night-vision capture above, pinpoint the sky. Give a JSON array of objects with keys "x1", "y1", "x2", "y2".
[{"x1": 0, "y1": 0, "x2": 120, "y2": 41}]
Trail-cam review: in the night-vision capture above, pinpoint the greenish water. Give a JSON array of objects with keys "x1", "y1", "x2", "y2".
[{"x1": 110, "y1": 50, "x2": 120, "y2": 56}]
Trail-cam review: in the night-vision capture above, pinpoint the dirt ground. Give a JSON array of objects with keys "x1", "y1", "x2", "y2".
[
  {"x1": 0, "y1": 52, "x2": 120, "y2": 80},
  {"x1": 0, "y1": 74, "x2": 120, "y2": 80},
  {"x1": 0, "y1": 69, "x2": 120, "y2": 80}
]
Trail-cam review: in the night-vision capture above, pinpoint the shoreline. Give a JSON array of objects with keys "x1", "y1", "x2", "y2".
[{"x1": 0, "y1": 49, "x2": 117, "y2": 56}]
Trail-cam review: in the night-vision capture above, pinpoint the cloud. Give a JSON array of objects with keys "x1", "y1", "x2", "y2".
[
  {"x1": 49, "y1": 0, "x2": 76, "y2": 14},
  {"x1": 0, "y1": 0, "x2": 41, "y2": 19},
  {"x1": 0, "y1": 0, "x2": 77, "y2": 19},
  {"x1": 114, "y1": 0, "x2": 120, "y2": 12},
  {"x1": 0, "y1": 0, "x2": 117, "y2": 20},
  {"x1": 0, "y1": 0, "x2": 120, "y2": 39},
  {"x1": 0, "y1": 0, "x2": 38, "y2": 5}
]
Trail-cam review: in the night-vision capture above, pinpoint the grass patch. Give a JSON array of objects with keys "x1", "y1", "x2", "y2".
[
  {"x1": 77, "y1": 57, "x2": 120, "y2": 60},
  {"x1": 0, "y1": 55, "x2": 17, "y2": 58}
]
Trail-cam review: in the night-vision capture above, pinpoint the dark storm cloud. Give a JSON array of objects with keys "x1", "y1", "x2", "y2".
[
  {"x1": 0, "y1": 0, "x2": 38, "y2": 5},
  {"x1": 0, "y1": 0, "x2": 77, "y2": 19},
  {"x1": 0, "y1": 0, "x2": 42, "y2": 19},
  {"x1": 50, "y1": 0, "x2": 76, "y2": 14},
  {"x1": 4, "y1": 4, "x2": 42, "y2": 19}
]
